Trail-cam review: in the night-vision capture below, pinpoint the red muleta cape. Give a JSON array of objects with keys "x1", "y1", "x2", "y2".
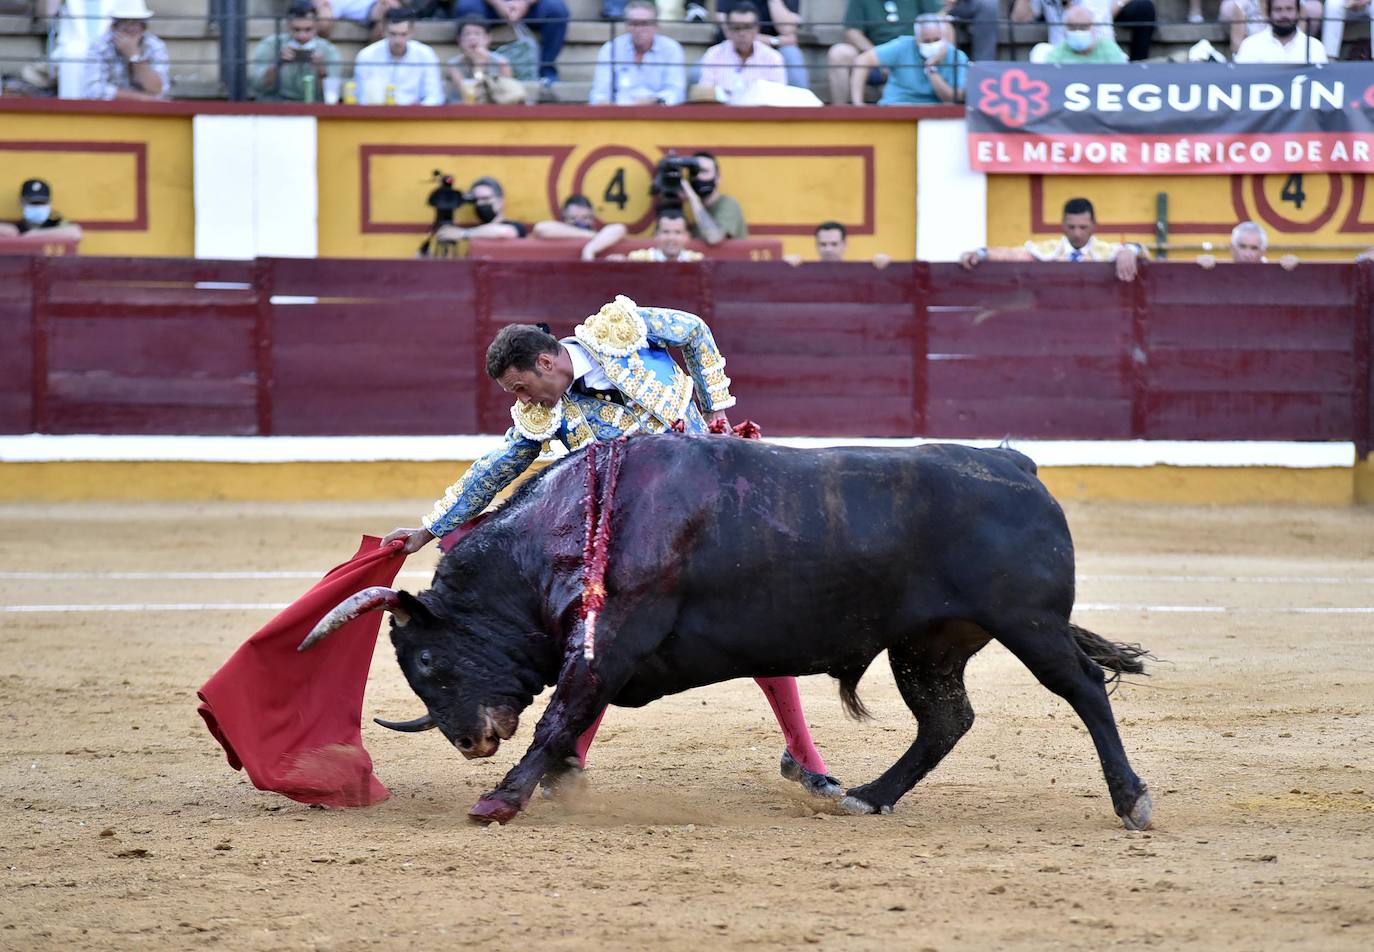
[{"x1": 197, "y1": 536, "x2": 406, "y2": 807}]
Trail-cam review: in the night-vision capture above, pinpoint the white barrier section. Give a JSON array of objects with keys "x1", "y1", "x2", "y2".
[
  {"x1": 917, "y1": 118, "x2": 986, "y2": 262},
  {"x1": 0, "y1": 436, "x2": 1355, "y2": 468},
  {"x1": 193, "y1": 115, "x2": 318, "y2": 260}
]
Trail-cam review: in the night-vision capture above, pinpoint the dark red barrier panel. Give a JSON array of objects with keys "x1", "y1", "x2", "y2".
[
  {"x1": 4, "y1": 257, "x2": 1371, "y2": 451},
  {"x1": 38, "y1": 257, "x2": 258, "y2": 434},
  {"x1": 0, "y1": 257, "x2": 35, "y2": 432},
  {"x1": 267, "y1": 258, "x2": 481, "y2": 436}
]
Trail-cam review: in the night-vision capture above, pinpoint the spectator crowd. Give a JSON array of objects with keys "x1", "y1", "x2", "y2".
[{"x1": 11, "y1": 0, "x2": 1366, "y2": 106}]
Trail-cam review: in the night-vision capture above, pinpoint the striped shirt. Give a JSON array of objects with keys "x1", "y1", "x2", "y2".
[{"x1": 82, "y1": 30, "x2": 170, "y2": 100}]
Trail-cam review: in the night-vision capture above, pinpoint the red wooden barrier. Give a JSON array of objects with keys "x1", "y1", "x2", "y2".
[{"x1": 4, "y1": 256, "x2": 1371, "y2": 453}]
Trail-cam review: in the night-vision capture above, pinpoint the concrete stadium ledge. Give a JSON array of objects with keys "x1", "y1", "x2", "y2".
[{"x1": 0, "y1": 436, "x2": 1365, "y2": 506}]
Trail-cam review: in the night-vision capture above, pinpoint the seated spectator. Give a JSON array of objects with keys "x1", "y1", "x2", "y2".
[
  {"x1": 532, "y1": 195, "x2": 629, "y2": 259},
  {"x1": 1321, "y1": 0, "x2": 1371, "y2": 58},
  {"x1": 81, "y1": 0, "x2": 169, "y2": 100},
  {"x1": 251, "y1": 3, "x2": 342, "y2": 101},
  {"x1": 784, "y1": 220, "x2": 891, "y2": 267},
  {"x1": 1043, "y1": 4, "x2": 1128, "y2": 62},
  {"x1": 435, "y1": 176, "x2": 529, "y2": 242},
  {"x1": 680, "y1": 151, "x2": 748, "y2": 245},
  {"x1": 0, "y1": 179, "x2": 84, "y2": 244},
  {"x1": 316, "y1": 0, "x2": 398, "y2": 39},
  {"x1": 453, "y1": 0, "x2": 570, "y2": 86},
  {"x1": 697, "y1": 2, "x2": 787, "y2": 102},
  {"x1": 446, "y1": 16, "x2": 527, "y2": 102},
  {"x1": 959, "y1": 197, "x2": 1144, "y2": 283},
  {"x1": 589, "y1": 0, "x2": 687, "y2": 105},
  {"x1": 353, "y1": 7, "x2": 445, "y2": 104},
  {"x1": 714, "y1": 0, "x2": 807, "y2": 88},
  {"x1": 622, "y1": 209, "x2": 705, "y2": 261},
  {"x1": 849, "y1": 14, "x2": 967, "y2": 106},
  {"x1": 1197, "y1": 221, "x2": 1299, "y2": 270},
  {"x1": 1234, "y1": 0, "x2": 1327, "y2": 61},
  {"x1": 828, "y1": 0, "x2": 925, "y2": 106},
  {"x1": 1011, "y1": 0, "x2": 1156, "y2": 63}
]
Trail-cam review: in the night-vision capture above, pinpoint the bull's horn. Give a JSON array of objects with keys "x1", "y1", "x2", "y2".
[
  {"x1": 373, "y1": 713, "x2": 437, "y2": 733},
  {"x1": 297, "y1": 586, "x2": 410, "y2": 651}
]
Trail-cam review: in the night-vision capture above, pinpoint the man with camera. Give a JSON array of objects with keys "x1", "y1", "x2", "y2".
[
  {"x1": 657, "y1": 151, "x2": 746, "y2": 247},
  {"x1": 434, "y1": 176, "x2": 530, "y2": 244},
  {"x1": 251, "y1": 2, "x2": 342, "y2": 101}
]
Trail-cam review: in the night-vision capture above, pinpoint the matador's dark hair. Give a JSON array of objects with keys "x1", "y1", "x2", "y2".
[{"x1": 485, "y1": 324, "x2": 560, "y2": 379}]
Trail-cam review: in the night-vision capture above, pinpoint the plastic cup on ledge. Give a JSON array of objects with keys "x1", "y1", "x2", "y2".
[{"x1": 322, "y1": 77, "x2": 341, "y2": 105}]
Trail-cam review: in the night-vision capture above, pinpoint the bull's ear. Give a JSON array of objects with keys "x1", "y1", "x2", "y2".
[{"x1": 395, "y1": 590, "x2": 436, "y2": 627}]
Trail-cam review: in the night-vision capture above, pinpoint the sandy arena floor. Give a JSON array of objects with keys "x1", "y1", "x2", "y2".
[{"x1": 1, "y1": 498, "x2": 1372, "y2": 951}]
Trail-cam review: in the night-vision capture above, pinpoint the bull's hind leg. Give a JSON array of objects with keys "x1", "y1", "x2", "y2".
[
  {"x1": 992, "y1": 614, "x2": 1151, "y2": 830},
  {"x1": 839, "y1": 622, "x2": 988, "y2": 815}
]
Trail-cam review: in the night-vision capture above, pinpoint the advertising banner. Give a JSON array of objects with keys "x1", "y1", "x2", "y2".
[{"x1": 966, "y1": 63, "x2": 1374, "y2": 174}]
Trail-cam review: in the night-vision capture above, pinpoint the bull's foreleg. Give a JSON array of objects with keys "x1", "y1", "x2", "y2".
[{"x1": 468, "y1": 647, "x2": 625, "y2": 824}]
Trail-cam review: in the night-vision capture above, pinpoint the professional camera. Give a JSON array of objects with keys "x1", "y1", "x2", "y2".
[
  {"x1": 650, "y1": 153, "x2": 702, "y2": 211},
  {"x1": 420, "y1": 170, "x2": 470, "y2": 258}
]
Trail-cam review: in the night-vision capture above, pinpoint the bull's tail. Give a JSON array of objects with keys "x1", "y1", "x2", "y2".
[
  {"x1": 833, "y1": 662, "x2": 874, "y2": 721},
  {"x1": 1070, "y1": 623, "x2": 1150, "y2": 688}
]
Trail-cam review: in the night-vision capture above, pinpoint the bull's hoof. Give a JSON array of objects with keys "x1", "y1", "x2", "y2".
[
  {"x1": 1122, "y1": 786, "x2": 1153, "y2": 831},
  {"x1": 837, "y1": 795, "x2": 892, "y2": 816},
  {"x1": 468, "y1": 795, "x2": 521, "y2": 825},
  {"x1": 780, "y1": 751, "x2": 845, "y2": 800}
]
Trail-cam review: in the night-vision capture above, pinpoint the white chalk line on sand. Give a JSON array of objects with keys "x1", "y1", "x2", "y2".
[
  {"x1": 2, "y1": 570, "x2": 1369, "y2": 585},
  {"x1": 3, "y1": 602, "x2": 1374, "y2": 615}
]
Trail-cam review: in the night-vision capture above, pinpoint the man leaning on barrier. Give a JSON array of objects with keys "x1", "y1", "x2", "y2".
[
  {"x1": 783, "y1": 221, "x2": 891, "y2": 268},
  {"x1": 960, "y1": 197, "x2": 1144, "y2": 283},
  {"x1": 1197, "y1": 222, "x2": 1300, "y2": 271}
]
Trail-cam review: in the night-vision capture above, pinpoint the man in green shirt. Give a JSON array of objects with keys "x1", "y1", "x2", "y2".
[
  {"x1": 251, "y1": 2, "x2": 343, "y2": 101},
  {"x1": 826, "y1": 0, "x2": 942, "y2": 104},
  {"x1": 681, "y1": 151, "x2": 748, "y2": 245},
  {"x1": 1043, "y1": 4, "x2": 1129, "y2": 63}
]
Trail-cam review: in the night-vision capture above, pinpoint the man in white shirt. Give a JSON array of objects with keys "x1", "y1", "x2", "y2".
[
  {"x1": 352, "y1": 7, "x2": 445, "y2": 105},
  {"x1": 1234, "y1": 0, "x2": 1328, "y2": 62},
  {"x1": 590, "y1": 0, "x2": 686, "y2": 105}
]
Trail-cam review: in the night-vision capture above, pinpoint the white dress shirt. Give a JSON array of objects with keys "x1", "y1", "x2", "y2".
[
  {"x1": 352, "y1": 38, "x2": 445, "y2": 105},
  {"x1": 1234, "y1": 28, "x2": 1329, "y2": 64},
  {"x1": 563, "y1": 340, "x2": 616, "y2": 392}
]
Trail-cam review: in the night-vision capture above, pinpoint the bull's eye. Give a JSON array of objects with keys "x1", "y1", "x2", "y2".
[{"x1": 417, "y1": 649, "x2": 434, "y2": 674}]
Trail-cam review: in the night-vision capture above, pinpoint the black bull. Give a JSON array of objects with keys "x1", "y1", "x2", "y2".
[{"x1": 303, "y1": 436, "x2": 1152, "y2": 829}]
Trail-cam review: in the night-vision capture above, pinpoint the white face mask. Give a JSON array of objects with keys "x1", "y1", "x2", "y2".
[
  {"x1": 917, "y1": 39, "x2": 945, "y2": 60},
  {"x1": 1066, "y1": 30, "x2": 1094, "y2": 52},
  {"x1": 22, "y1": 204, "x2": 50, "y2": 225}
]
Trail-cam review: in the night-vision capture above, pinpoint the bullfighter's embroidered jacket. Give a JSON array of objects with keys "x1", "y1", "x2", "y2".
[{"x1": 421, "y1": 296, "x2": 735, "y2": 537}]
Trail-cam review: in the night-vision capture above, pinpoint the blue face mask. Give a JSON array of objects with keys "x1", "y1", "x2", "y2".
[
  {"x1": 22, "y1": 204, "x2": 50, "y2": 225},
  {"x1": 1066, "y1": 30, "x2": 1094, "y2": 52}
]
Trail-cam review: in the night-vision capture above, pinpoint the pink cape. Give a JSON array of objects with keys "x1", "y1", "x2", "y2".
[{"x1": 197, "y1": 537, "x2": 407, "y2": 807}]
